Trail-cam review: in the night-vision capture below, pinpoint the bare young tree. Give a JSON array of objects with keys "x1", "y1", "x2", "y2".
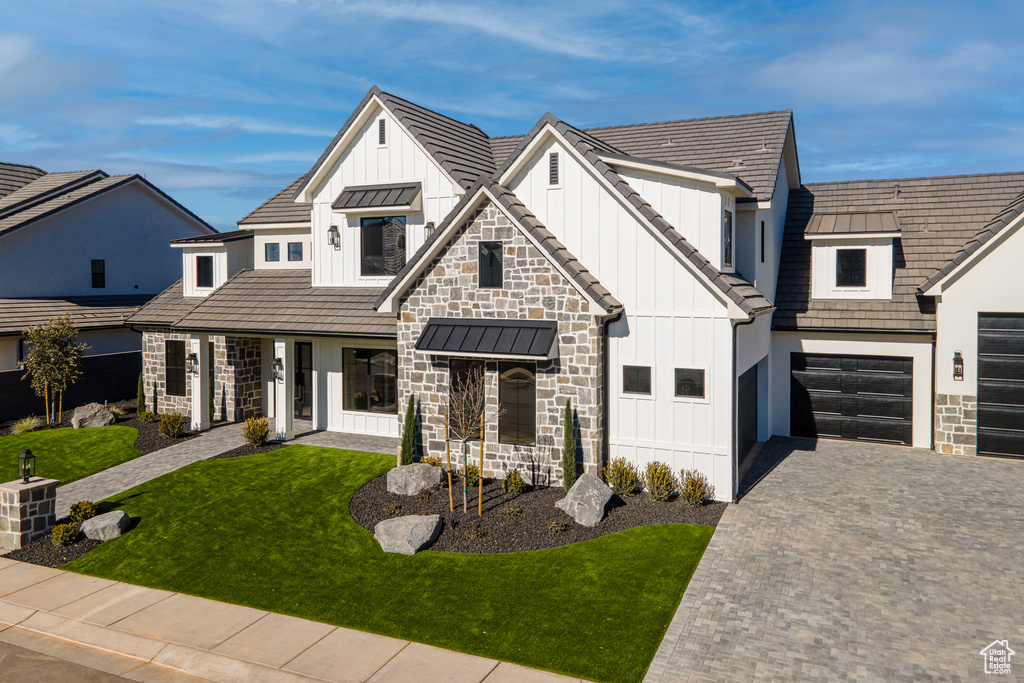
[{"x1": 442, "y1": 363, "x2": 503, "y2": 514}]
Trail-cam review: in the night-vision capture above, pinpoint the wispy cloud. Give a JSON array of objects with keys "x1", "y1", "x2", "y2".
[{"x1": 136, "y1": 115, "x2": 332, "y2": 137}]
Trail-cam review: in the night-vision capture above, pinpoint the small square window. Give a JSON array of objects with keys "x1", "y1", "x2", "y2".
[
  {"x1": 265, "y1": 243, "x2": 280, "y2": 262},
  {"x1": 287, "y1": 242, "x2": 303, "y2": 261},
  {"x1": 623, "y1": 365, "x2": 651, "y2": 395},
  {"x1": 478, "y1": 241, "x2": 503, "y2": 288},
  {"x1": 836, "y1": 248, "x2": 866, "y2": 288},
  {"x1": 674, "y1": 368, "x2": 705, "y2": 398},
  {"x1": 91, "y1": 259, "x2": 105, "y2": 288},
  {"x1": 196, "y1": 256, "x2": 213, "y2": 288}
]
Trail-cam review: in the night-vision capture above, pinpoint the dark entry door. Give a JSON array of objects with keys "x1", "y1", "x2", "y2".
[
  {"x1": 295, "y1": 342, "x2": 312, "y2": 419},
  {"x1": 791, "y1": 353, "x2": 913, "y2": 445},
  {"x1": 978, "y1": 314, "x2": 1024, "y2": 458},
  {"x1": 737, "y1": 364, "x2": 758, "y2": 463}
]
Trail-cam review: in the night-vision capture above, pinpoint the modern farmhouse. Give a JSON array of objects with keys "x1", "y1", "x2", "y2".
[{"x1": 129, "y1": 87, "x2": 1024, "y2": 499}]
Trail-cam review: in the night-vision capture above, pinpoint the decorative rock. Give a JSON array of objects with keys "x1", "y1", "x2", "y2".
[
  {"x1": 387, "y1": 463, "x2": 441, "y2": 496},
  {"x1": 81, "y1": 510, "x2": 130, "y2": 541},
  {"x1": 374, "y1": 514, "x2": 442, "y2": 555},
  {"x1": 72, "y1": 403, "x2": 115, "y2": 429},
  {"x1": 555, "y1": 473, "x2": 613, "y2": 527}
]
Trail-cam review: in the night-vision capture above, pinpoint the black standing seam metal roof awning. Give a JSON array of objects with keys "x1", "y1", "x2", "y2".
[
  {"x1": 331, "y1": 182, "x2": 422, "y2": 210},
  {"x1": 415, "y1": 318, "x2": 558, "y2": 359}
]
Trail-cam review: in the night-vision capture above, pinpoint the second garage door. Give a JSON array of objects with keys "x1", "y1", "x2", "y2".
[
  {"x1": 791, "y1": 352, "x2": 913, "y2": 445},
  {"x1": 977, "y1": 313, "x2": 1024, "y2": 458}
]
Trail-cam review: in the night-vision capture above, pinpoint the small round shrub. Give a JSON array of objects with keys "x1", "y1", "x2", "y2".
[
  {"x1": 460, "y1": 463, "x2": 480, "y2": 487},
  {"x1": 51, "y1": 523, "x2": 79, "y2": 547},
  {"x1": 501, "y1": 504, "x2": 523, "y2": 518},
  {"x1": 414, "y1": 489, "x2": 431, "y2": 502},
  {"x1": 547, "y1": 520, "x2": 567, "y2": 534},
  {"x1": 679, "y1": 468, "x2": 716, "y2": 507},
  {"x1": 138, "y1": 411, "x2": 156, "y2": 424},
  {"x1": 107, "y1": 404, "x2": 125, "y2": 418},
  {"x1": 158, "y1": 412, "x2": 186, "y2": 438},
  {"x1": 11, "y1": 415, "x2": 42, "y2": 435},
  {"x1": 69, "y1": 500, "x2": 99, "y2": 524},
  {"x1": 642, "y1": 461, "x2": 678, "y2": 502},
  {"x1": 383, "y1": 502, "x2": 403, "y2": 516},
  {"x1": 420, "y1": 454, "x2": 442, "y2": 467},
  {"x1": 502, "y1": 468, "x2": 527, "y2": 495},
  {"x1": 242, "y1": 416, "x2": 270, "y2": 447},
  {"x1": 468, "y1": 525, "x2": 487, "y2": 540},
  {"x1": 603, "y1": 456, "x2": 640, "y2": 496}
]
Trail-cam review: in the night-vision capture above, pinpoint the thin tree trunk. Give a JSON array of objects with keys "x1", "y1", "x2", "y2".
[
  {"x1": 445, "y1": 416, "x2": 454, "y2": 512},
  {"x1": 44, "y1": 383, "x2": 50, "y2": 424},
  {"x1": 478, "y1": 412, "x2": 484, "y2": 517},
  {"x1": 58, "y1": 390, "x2": 63, "y2": 423},
  {"x1": 461, "y1": 442, "x2": 468, "y2": 513}
]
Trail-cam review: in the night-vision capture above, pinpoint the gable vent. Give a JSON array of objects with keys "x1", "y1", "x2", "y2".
[
  {"x1": 549, "y1": 152, "x2": 559, "y2": 185},
  {"x1": 378, "y1": 118, "x2": 386, "y2": 145}
]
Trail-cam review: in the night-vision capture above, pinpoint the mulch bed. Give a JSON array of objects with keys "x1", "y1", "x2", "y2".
[
  {"x1": 1, "y1": 399, "x2": 200, "y2": 454},
  {"x1": 213, "y1": 442, "x2": 285, "y2": 459},
  {"x1": 3, "y1": 517, "x2": 102, "y2": 568},
  {"x1": 351, "y1": 473, "x2": 727, "y2": 554}
]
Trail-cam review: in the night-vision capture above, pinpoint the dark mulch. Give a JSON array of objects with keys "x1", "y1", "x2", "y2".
[
  {"x1": 3, "y1": 517, "x2": 102, "y2": 568},
  {"x1": 213, "y1": 442, "x2": 285, "y2": 459},
  {"x1": 351, "y1": 473, "x2": 727, "y2": 554},
  {"x1": 1, "y1": 399, "x2": 200, "y2": 454}
]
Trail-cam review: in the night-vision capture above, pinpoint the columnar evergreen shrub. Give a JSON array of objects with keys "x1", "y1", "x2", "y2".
[
  {"x1": 400, "y1": 396, "x2": 416, "y2": 465},
  {"x1": 561, "y1": 399, "x2": 577, "y2": 491},
  {"x1": 136, "y1": 373, "x2": 145, "y2": 415}
]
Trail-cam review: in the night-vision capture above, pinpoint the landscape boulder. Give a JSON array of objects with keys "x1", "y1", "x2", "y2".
[
  {"x1": 374, "y1": 514, "x2": 442, "y2": 555},
  {"x1": 386, "y1": 463, "x2": 441, "y2": 496},
  {"x1": 80, "y1": 510, "x2": 130, "y2": 541},
  {"x1": 72, "y1": 403, "x2": 115, "y2": 429},
  {"x1": 555, "y1": 473, "x2": 613, "y2": 527}
]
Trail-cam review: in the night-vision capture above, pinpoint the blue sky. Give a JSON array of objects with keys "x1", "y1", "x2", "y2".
[{"x1": 2, "y1": 0, "x2": 1022, "y2": 230}]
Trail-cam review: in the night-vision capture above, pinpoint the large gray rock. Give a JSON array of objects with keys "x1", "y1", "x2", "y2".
[
  {"x1": 555, "y1": 473, "x2": 613, "y2": 527},
  {"x1": 374, "y1": 514, "x2": 442, "y2": 555},
  {"x1": 387, "y1": 463, "x2": 441, "y2": 496},
  {"x1": 71, "y1": 403, "x2": 115, "y2": 429},
  {"x1": 80, "y1": 510, "x2": 130, "y2": 541}
]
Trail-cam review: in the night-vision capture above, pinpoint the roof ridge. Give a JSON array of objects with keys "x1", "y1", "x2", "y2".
[
  {"x1": 378, "y1": 89, "x2": 489, "y2": 139},
  {"x1": 583, "y1": 109, "x2": 793, "y2": 133},
  {"x1": 803, "y1": 170, "x2": 1024, "y2": 187}
]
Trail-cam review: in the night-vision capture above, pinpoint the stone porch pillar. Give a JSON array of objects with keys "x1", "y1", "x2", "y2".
[
  {"x1": 273, "y1": 338, "x2": 294, "y2": 441},
  {"x1": 0, "y1": 477, "x2": 59, "y2": 550},
  {"x1": 190, "y1": 334, "x2": 211, "y2": 432}
]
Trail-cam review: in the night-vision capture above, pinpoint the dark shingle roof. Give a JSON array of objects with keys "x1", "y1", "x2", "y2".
[
  {"x1": 0, "y1": 162, "x2": 46, "y2": 198},
  {"x1": 127, "y1": 280, "x2": 200, "y2": 327},
  {"x1": 238, "y1": 176, "x2": 310, "y2": 225},
  {"x1": 171, "y1": 270, "x2": 394, "y2": 337},
  {"x1": 375, "y1": 178, "x2": 622, "y2": 314},
  {"x1": 0, "y1": 170, "x2": 104, "y2": 218},
  {"x1": 774, "y1": 172, "x2": 1024, "y2": 332},
  {"x1": 918, "y1": 189, "x2": 1024, "y2": 293},
  {"x1": 171, "y1": 230, "x2": 253, "y2": 245},
  {"x1": 332, "y1": 182, "x2": 421, "y2": 211},
  {"x1": 0, "y1": 295, "x2": 154, "y2": 335},
  {"x1": 805, "y1": 212, "x2": 900, "y2": 235}
]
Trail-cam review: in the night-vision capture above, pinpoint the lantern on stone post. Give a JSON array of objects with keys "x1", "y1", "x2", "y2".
[{"x1": 18, "y1": 449, "x2": 35, "y2": 483}]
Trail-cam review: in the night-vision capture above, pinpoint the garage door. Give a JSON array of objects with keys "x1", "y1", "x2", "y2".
[
  {"x1": 978, "y1": 314, "x2": 1024, "y2": 458},
  {"x1": 791, "y1": 353, "x2": 913, "y2": 445}
]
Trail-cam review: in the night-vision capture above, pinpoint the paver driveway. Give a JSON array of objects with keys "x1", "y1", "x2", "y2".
[{"x1": 646, "y1": 437, "x2": 1024, "y2": 683}]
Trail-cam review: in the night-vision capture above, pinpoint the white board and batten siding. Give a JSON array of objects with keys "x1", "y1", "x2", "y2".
[
  {"x1": 509, "y1": 135, "x2": 735, "y2": 500},
  {"x1": 313, "y1": 338, "x2": 400, "y2": 438},
  {"x1": 309, "y1": 103, "x2": 462, "y2": 288}
]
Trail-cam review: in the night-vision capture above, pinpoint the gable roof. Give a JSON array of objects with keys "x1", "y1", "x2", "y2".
[
  {"x1": 498, "y1": 113, "x2": 772, "y2": 317},
  {"x1": 237, "y1": 175, "x2": 310, "y2": 226},
  {"x1": 376, "y1": 178, "x2": 621, "y2": 315},
  {"x1": 774, "y1": 172, "x2": 1024, "y2": 332},
  {"x1": 0, "y1": 162, "x2": 46, "y2": 198},
  {"x1": 918, "y1": 188, "x2": 1024, "y2": 293}
]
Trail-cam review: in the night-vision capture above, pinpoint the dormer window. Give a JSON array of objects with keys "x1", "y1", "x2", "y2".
[
  {"x1": 722, "y1": 210, "x2": 733, "y2": 270},
  {"x1": 378, "y1": 118, "x2": 386, "y2": 145},
  {"x1": 836, "y1": 248, "x2": 866, "y2": 288},
  {"x1": 805, "y1": 212, "x2": 900, "y2": 301},
  {"x1": 196, "y1": 256, "x2": 213, "y2": 288},
  {"x1": 479, "y1": 241, "x2": 503, "y2": 288}
]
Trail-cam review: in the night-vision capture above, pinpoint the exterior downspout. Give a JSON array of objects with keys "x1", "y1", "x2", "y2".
[{"x1": 601, "y1": 308, "x2": 625, "y2": 474}]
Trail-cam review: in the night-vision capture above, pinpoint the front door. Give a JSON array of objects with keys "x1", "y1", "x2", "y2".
[{"x1": 295, "y1": 342, "x2": 313, "y2": 419}]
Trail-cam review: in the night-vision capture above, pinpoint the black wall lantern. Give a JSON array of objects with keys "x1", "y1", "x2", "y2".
[
  {"x1": 953, "y1": 351, "x2": 964, "y2": 381},
  {"x1": 327, "y1": 224, "x2": 340, "y2": 250},
  {"x1": 185, "y1": 352, "x2": 199, "y2": 376},
  {"x1": 272, "y1": 357, "x2": 285, "y2": 382},
  {"x1": 19, "y1": 448, "x2": 35, "y2": 483}
]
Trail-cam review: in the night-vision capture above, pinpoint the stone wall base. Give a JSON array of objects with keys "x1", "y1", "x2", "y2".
[
  {"x1": 0, "y1": 477, "x2": 59, "y2": 550},
  {"x1": 935, "y1": 393, "x2": 976, "y2": 456}
]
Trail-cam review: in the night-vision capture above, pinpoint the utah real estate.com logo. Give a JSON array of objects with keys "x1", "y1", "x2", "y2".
[{"x1": 980, "y1": 640, "x2": 1015, "y2": 676}]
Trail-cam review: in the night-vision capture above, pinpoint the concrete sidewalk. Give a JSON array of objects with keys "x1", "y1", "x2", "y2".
[{"x1": 0, "y1": 558, "x2": 582, "y2": 683}]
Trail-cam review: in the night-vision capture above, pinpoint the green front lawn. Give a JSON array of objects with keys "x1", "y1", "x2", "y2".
[
  {"x1": 67, "y1": 446, "x2": 713, "y2": 683},
  {"x1": 0, "y1": 427, "x2": 143, "y2": 486}
]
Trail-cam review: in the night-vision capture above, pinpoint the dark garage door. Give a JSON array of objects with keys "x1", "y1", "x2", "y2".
[
  {"x1": 978, "y1": 314, "x2": 1024, "y2": 458},
  {"x1": 791, "y1": 353, "x2": 913, "y2": 445}
]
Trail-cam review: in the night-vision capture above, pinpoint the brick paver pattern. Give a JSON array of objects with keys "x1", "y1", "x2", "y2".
[{"x1": 645, "y1": 437, "x2": 1024, "y2": 683}]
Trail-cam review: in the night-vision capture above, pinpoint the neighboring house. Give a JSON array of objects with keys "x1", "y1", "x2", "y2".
[
  {"x1": 0, "y1": 161, "x2": 215, "y2": 418},
  {"x1": 130, "y1": 85, "x2": 1024, "y2": 500}
]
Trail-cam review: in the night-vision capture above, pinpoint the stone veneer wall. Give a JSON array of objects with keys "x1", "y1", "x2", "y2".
[
  {"x1": 934, "y1": 393, "x2": 977, "y2": 455},
  {"x1": 397, "y1": 203, "x2": 604, "y2": 487},
  {"x1": 224, "y1": 337, "x2": 261, "y2": 421},
  {"x1": 142, "y1": 329, "x2": 194, "y2": 417}
]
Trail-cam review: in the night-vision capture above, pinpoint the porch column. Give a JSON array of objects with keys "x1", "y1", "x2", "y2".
[
  {"x1": 189, "y1": 334, "x2": 210, "y2": 432},
  {"x1": 273, "y1": 338, "x2": 294, "y2": 441}
]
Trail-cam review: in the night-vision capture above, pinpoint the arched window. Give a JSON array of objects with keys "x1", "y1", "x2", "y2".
[{"x1": 499, "y1": 362, "x2": 536, "y2": 446}]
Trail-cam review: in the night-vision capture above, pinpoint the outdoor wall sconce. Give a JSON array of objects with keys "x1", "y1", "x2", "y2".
[
  {"x1": 425, "y1": 221, "x2": 436, "y2": 235},
  {"x1": 19, "y1": 449, "x2": 35, "y2": 483},
  {"x1": 272, "y1": 357, "x2": 285, "y2": 382},
  {"x1": 185, "y1": 352, "x2": 199, "y2": 375},
  {"x1": 953, "y1": 351, "x2": 964, "y2": 381},
  {"x1": 327, "y1": 224, "x2": 341, "y2": 250}
]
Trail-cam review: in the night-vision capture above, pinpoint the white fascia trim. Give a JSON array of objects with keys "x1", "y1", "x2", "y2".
[
  {"x1": 500, "y1": 126, "x2": 749, "y2": 320},
  {"x1": 237, "y1": 222, "x2": 310, "y2": 230},
  {"x1": 804, "y1": 232, "x2": 902, "y2": 241},
  {"x1": 336, "y1": 203, "x2": 419, "y2": 216},
  {"x1": 295, "y1": 96, "x2": 463, "y2": 203},
  {"x1": 171, "y1": 243, "x2": 229, "y2": 249},
  {"x1": 923, "y1": 210, "x2": 1024, "y2": 295},
  {"x1": 596, "y1": 154, "x2": 754, "y2": 198}
]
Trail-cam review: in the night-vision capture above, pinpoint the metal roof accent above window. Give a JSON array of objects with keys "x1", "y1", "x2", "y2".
[
  {"x1": 331, "y1": 182, "x2": 422, "y2": 214},
  {"x1": 804, "y1": 211, "x2": 900, "y2": 237},
  {"x1": 415, "y1": 318, "x2": 558, "y2": 359}
]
